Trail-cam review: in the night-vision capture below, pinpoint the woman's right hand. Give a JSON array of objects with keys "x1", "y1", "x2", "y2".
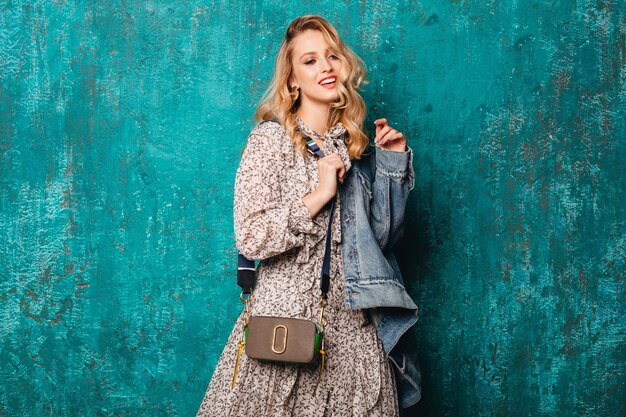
[
  {"x1": 302, "y1": 154, "x2": 345, "y2": 218},
  {"x1": 316, "y1": 153, "x2": 345, "y2": 200}
]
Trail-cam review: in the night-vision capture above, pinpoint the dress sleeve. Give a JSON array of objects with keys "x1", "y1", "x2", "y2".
[{"x1": 234, "y1": 123, "x2": 320, "y2": 260}]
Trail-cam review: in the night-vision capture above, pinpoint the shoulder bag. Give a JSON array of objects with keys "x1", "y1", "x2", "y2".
[{"x1": 231, "y1": 126, "x2": 336, "y2": 390}]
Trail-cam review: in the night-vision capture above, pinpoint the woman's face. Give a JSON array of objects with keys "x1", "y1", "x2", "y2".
[{"x1": 290, "y1": 29, "x2": 342, "y2": 107}]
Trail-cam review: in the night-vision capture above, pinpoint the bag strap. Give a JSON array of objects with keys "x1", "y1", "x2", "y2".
[{"x1": 237, "y1": 119, "x2": 336, "y2": 299}]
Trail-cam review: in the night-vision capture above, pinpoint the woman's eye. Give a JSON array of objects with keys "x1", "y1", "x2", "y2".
[
  {"x1": 329, "y1": 54, "x2": 339, "y2": 60},
  {"x1": 305, "y1": 60, "x2": 315, "y2": 65}
]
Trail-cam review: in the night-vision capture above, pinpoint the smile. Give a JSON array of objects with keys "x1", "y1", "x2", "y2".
[{"x1": 319, "y1": 77, "x2": 336, "y2": 89}]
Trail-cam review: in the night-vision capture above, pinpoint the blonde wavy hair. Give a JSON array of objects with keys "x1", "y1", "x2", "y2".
[{"x1": 254, "y1": 15, "x2": 370, "y2": 159}]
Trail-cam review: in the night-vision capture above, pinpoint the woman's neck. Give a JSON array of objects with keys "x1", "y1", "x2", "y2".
[{"x1": 295, "y1": 101, "x2": 331, "y2": 136}]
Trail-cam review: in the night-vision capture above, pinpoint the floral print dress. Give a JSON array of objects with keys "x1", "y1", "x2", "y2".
[{"x1": 196, "y1": 116, "x2": 399, "y2": 417}]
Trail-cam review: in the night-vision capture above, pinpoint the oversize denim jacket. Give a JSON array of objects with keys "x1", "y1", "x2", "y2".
[{"x1": 338, "y1": 145, "x2": 421, "y2": 409}]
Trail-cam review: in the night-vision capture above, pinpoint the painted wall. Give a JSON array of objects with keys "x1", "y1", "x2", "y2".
[{"x1": 0, "y1": 1, "x2": 624, "y2": 416}]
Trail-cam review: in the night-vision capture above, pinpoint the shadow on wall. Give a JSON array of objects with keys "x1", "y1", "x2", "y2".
[{"x1": 396, "y1": 165, "x2": 450, "y2": 417}]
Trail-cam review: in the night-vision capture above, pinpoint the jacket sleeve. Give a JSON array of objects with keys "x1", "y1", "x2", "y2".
[
  {"x1": 369, "y1": 146, "x2": 415, "y2": 251},
  {"x1": 234, "y1": 124, "x2": 320, "y2": 260}
]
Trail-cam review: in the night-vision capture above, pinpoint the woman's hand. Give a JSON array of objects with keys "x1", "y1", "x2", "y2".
[
  {"x1": 374, "y1": 118, "x2": 407, "y2": 152},
  {"x1": 302, "y1": 153, "x2": 345, "y2": 218},
  {"x1": 316, "y1": 153, "x2": 346, "y2": 199}
]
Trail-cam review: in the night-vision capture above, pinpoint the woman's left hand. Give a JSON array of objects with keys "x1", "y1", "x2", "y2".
[{"x1": 374, "y1": 118, "x2": 407, "y2": 152}]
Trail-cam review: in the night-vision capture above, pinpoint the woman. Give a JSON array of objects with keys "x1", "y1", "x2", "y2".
[{"x1": 197, "y1": 15, "x2": 420, "y2": 416}]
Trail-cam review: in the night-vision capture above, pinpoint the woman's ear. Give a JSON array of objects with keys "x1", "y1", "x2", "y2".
[{"x1": 289, "y1": 76, "x2": 298, "y2": 90}]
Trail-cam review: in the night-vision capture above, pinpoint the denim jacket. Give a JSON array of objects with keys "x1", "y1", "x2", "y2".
[{"x1": 338, "y1": 145, "x2": 421, "y2": 409}]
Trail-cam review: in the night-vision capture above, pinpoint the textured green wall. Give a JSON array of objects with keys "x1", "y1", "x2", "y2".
[{"x1": 1, "y1": 1, "x2": 624, "y2": 416}]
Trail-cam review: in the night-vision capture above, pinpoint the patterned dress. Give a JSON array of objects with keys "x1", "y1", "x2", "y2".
[{"x1": 196, "y1": 116, "x2": 399, "y2": 417}]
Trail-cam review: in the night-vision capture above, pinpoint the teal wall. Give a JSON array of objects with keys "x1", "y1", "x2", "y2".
[{"x1": 0, "y1": 1, "x2": 624, "y2": 416}]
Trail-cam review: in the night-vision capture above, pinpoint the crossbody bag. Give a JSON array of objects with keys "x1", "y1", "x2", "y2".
[{"x1": 231, "y1": 130, "x2": 337, "y2": 389}]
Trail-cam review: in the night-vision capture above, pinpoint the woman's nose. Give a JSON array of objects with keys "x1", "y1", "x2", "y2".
[{"x1": 321, "y1": 58, "x2": 333, "y2": 73}]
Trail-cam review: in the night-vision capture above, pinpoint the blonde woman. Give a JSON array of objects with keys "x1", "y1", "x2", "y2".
[{"x1": 197, "y1": 15, "x2": 420, "y2": 416}]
